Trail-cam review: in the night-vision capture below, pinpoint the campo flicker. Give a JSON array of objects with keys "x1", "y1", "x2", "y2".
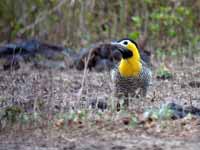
[{"x1": 111, "y1": 38, "x2": 152, "y2": 107}]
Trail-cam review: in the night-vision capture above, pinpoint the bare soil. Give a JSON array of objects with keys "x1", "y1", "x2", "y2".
[{"x1": 0, "y1": 56, "x2": 200, "y2": 150}]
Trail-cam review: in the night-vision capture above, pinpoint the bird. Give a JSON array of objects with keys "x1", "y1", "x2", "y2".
[{"x1": 111, "y1": 38, "x2": 152, "y2": 109}]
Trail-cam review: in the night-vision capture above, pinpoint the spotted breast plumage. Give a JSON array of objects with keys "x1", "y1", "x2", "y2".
[{"x1": 111, "y1": 60, "x2": 152, "y2": 97}]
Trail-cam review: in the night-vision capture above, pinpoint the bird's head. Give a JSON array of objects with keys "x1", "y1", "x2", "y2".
[
  {"x1": 111, "y1": 38, "x2": 140, "y2": 60},
  {"x1": 111, "y1": 38, "x2": 142, "y2": 77}
]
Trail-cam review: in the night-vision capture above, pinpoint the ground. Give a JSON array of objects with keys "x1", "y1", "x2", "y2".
[{"x1": 0, "y1": 56, "x2": 200, "y2": 150}]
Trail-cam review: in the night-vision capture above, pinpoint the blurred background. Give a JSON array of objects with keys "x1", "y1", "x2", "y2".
[
  {"x1": 1, "y1": 2, "x2": 200, "y2": 147},
  {"x1": 0, "y1": 0, "x2": 200, "y2": 58}
]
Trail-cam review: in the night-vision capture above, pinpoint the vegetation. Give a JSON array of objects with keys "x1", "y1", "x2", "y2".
[
  {"x1": 0, "y1": 1, "x2": 200, "y2": 149},
  {"x1": 156, "y1": 64, "x2": 173, "y2": 79},
  {"x1": 0, "y1": 0, "x2": 199, "y2": 57}
]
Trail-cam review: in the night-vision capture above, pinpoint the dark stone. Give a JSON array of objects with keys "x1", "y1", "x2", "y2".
[
  {"x1": 111, "y1": 145, "x2": 126, "y2": 150},
  {"x1": 0, "y1": 39, "x2": 71, "y2": 70},
  {"x1": 112, "y1": 50, "x2": 122, "y2": 61},
  {"x1": 3, "y1": 57, "x2": 21, "y2": 70},
  {"x1": 0, "y1": 39, "x2": 151, "y2": 72},
  {"x1": 89, "y1": 98, "x2": 97, "y2": 109},
  {"x1": 184, "y1": 106, "x2": 200, "y2": 116},
  {"x1": 94, "y1": 59, "x2": 114, "y2": 72},
  {"x1": 189, "y1": 81, "x2": 200, "y2": 88},
  {"x1": 0, "y1": 39, "x2": 39, "y2": 56},
  {"x1": 89, "y1": 98, "x2": 107, "y2": 111},
  {"x1": 167, "y1": 102, "x2": 187, "y2": 119},
  {"x1": 167, "y1": 102, "x2": 183, "y2": 112},
  {"x1": 99, "y1": 44, "x2": 112, "y2": 59},
  {"x1": 167, "y1": 102, "x2": 200, "y2": 119},
  {"x1": 140, "y1": 50, "x2": 151, "y2": 65},
  {"x1": 97, "y1": 100, "x2": 107, "y2": 111},
  {"x1": 74, "y1": 43, "x2": 120, "y2": 71},
  {"x1": 63, "y1": 142, "x2": 76, "y2": 150}
]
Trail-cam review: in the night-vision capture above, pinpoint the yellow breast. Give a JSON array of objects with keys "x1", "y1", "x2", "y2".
[{"x1": 118, "y1": 58, "x2": 141, "y2": 77}]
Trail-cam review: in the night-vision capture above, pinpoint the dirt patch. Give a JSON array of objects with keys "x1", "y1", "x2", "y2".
[
  {"x1": 0, "y1": 122, "x2": 200, "y2": 150},
  {"x1": 0, "y1": 56, "x2": 200, "y2": 150}
]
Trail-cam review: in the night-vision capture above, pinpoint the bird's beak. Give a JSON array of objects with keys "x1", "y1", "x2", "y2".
[
  {"x1": 111, "y1": 41, "x2": 133, "y2": 59},
  {"x1": 111, "y1": 42, "x2": 127, "y2": 53}
]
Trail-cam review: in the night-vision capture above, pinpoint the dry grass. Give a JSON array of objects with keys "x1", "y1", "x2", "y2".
[{"x1": 0, "y1": 56, "x2": 200, "y2": 149}]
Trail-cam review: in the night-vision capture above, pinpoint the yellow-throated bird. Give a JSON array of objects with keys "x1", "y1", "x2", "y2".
[{"x1": 111, "y1": 38, "x2": 152, "y2": 108}]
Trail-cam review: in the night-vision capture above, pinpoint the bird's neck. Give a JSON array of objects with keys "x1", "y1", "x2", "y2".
[{"x1": 118, "y1": 56, "x2": 141, "y2": 77}]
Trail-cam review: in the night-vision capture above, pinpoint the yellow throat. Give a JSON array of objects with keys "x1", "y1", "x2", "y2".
[{"x1": 118, "y1": 43, "x2": 142, "y2": 77}]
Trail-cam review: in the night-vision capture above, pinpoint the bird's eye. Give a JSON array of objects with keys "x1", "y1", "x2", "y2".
[{"x1": 123, "y1": 41, "x2": 128, "y2": 45}]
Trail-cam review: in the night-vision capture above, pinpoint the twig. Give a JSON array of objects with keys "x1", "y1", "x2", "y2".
[
  {"x1": 77, "y1": 48, "x2": 93, "y2": 104},
  {"x1": 189, "y1": 94, "x2": 193, "y2": 107},
  {"x1": 17, "y1": 0, "x2": 68, "y2": 35},
  {"x1": 48, "y1": 69, "x2": 54, "y2": 113}
]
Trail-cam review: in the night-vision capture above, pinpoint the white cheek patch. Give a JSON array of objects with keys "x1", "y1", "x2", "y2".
[{"x1": 120, "y1": 40, "x2": 129, "y2": 47}]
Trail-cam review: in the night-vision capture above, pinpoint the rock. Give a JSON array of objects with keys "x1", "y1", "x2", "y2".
[
  {"x1": 63, "y1": 141, "x2": 76, "y2": 150},
  {"x1": 0, "y1": 39, "x2": 151, "y2": 72},
  {"x1": 184, "y1": 106, "x2": 200, "y2": 116},
  {"x1": 140, "y1": 50, "x2": 151, "y2": 65},
  {"x1": 167, "y1": 103, "x2": 184, "y2": 112},
  {"x1": 89, "y1": 98, "x2": 97, "y2": 109},
  {"x1": 74, "y1": 41, "x2": 151, "y2": 72},
  {"x1": 0, "y1": 39, "x2": 39, "y2": 56},
  {"x1": 0, "y1": 39, "x2": 73, "y2": 70},
  {"x1": 74, "y1": 43, "x2": 121, "y2": 71},
  {"x1": 94, "y1": 59, "x2": 114, "y2": 72},
  {"x1": 167, "y1": 102, "x2": 200, "y2": 119},
  {"x1": 167, "y1": 102, "x2": 187, "y2": 119},
  {"x1": 99, "y1": 44, "x2": 112, "y2": 59},
  {"x1": 3, "y1": 55, "x2": 22, "y2": 70},
  {"x1": 143, "y1": 102, "x2": 200, "y2": 121},
  {"x1": 111, "y1": 145, "x2": 126, "y2": 150},
  {"x1": 97, "y1": 100, "x2": 107, "y2": 111},
  {"x1": 188, "y1": 81, "x2": 200, "y2": 88},
  {"x1": 112, "y1": 50, "x2": 121, "y2": 62},
  {"x1": 89, "y1": 98, "x2": 107, "y2": 111}
]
